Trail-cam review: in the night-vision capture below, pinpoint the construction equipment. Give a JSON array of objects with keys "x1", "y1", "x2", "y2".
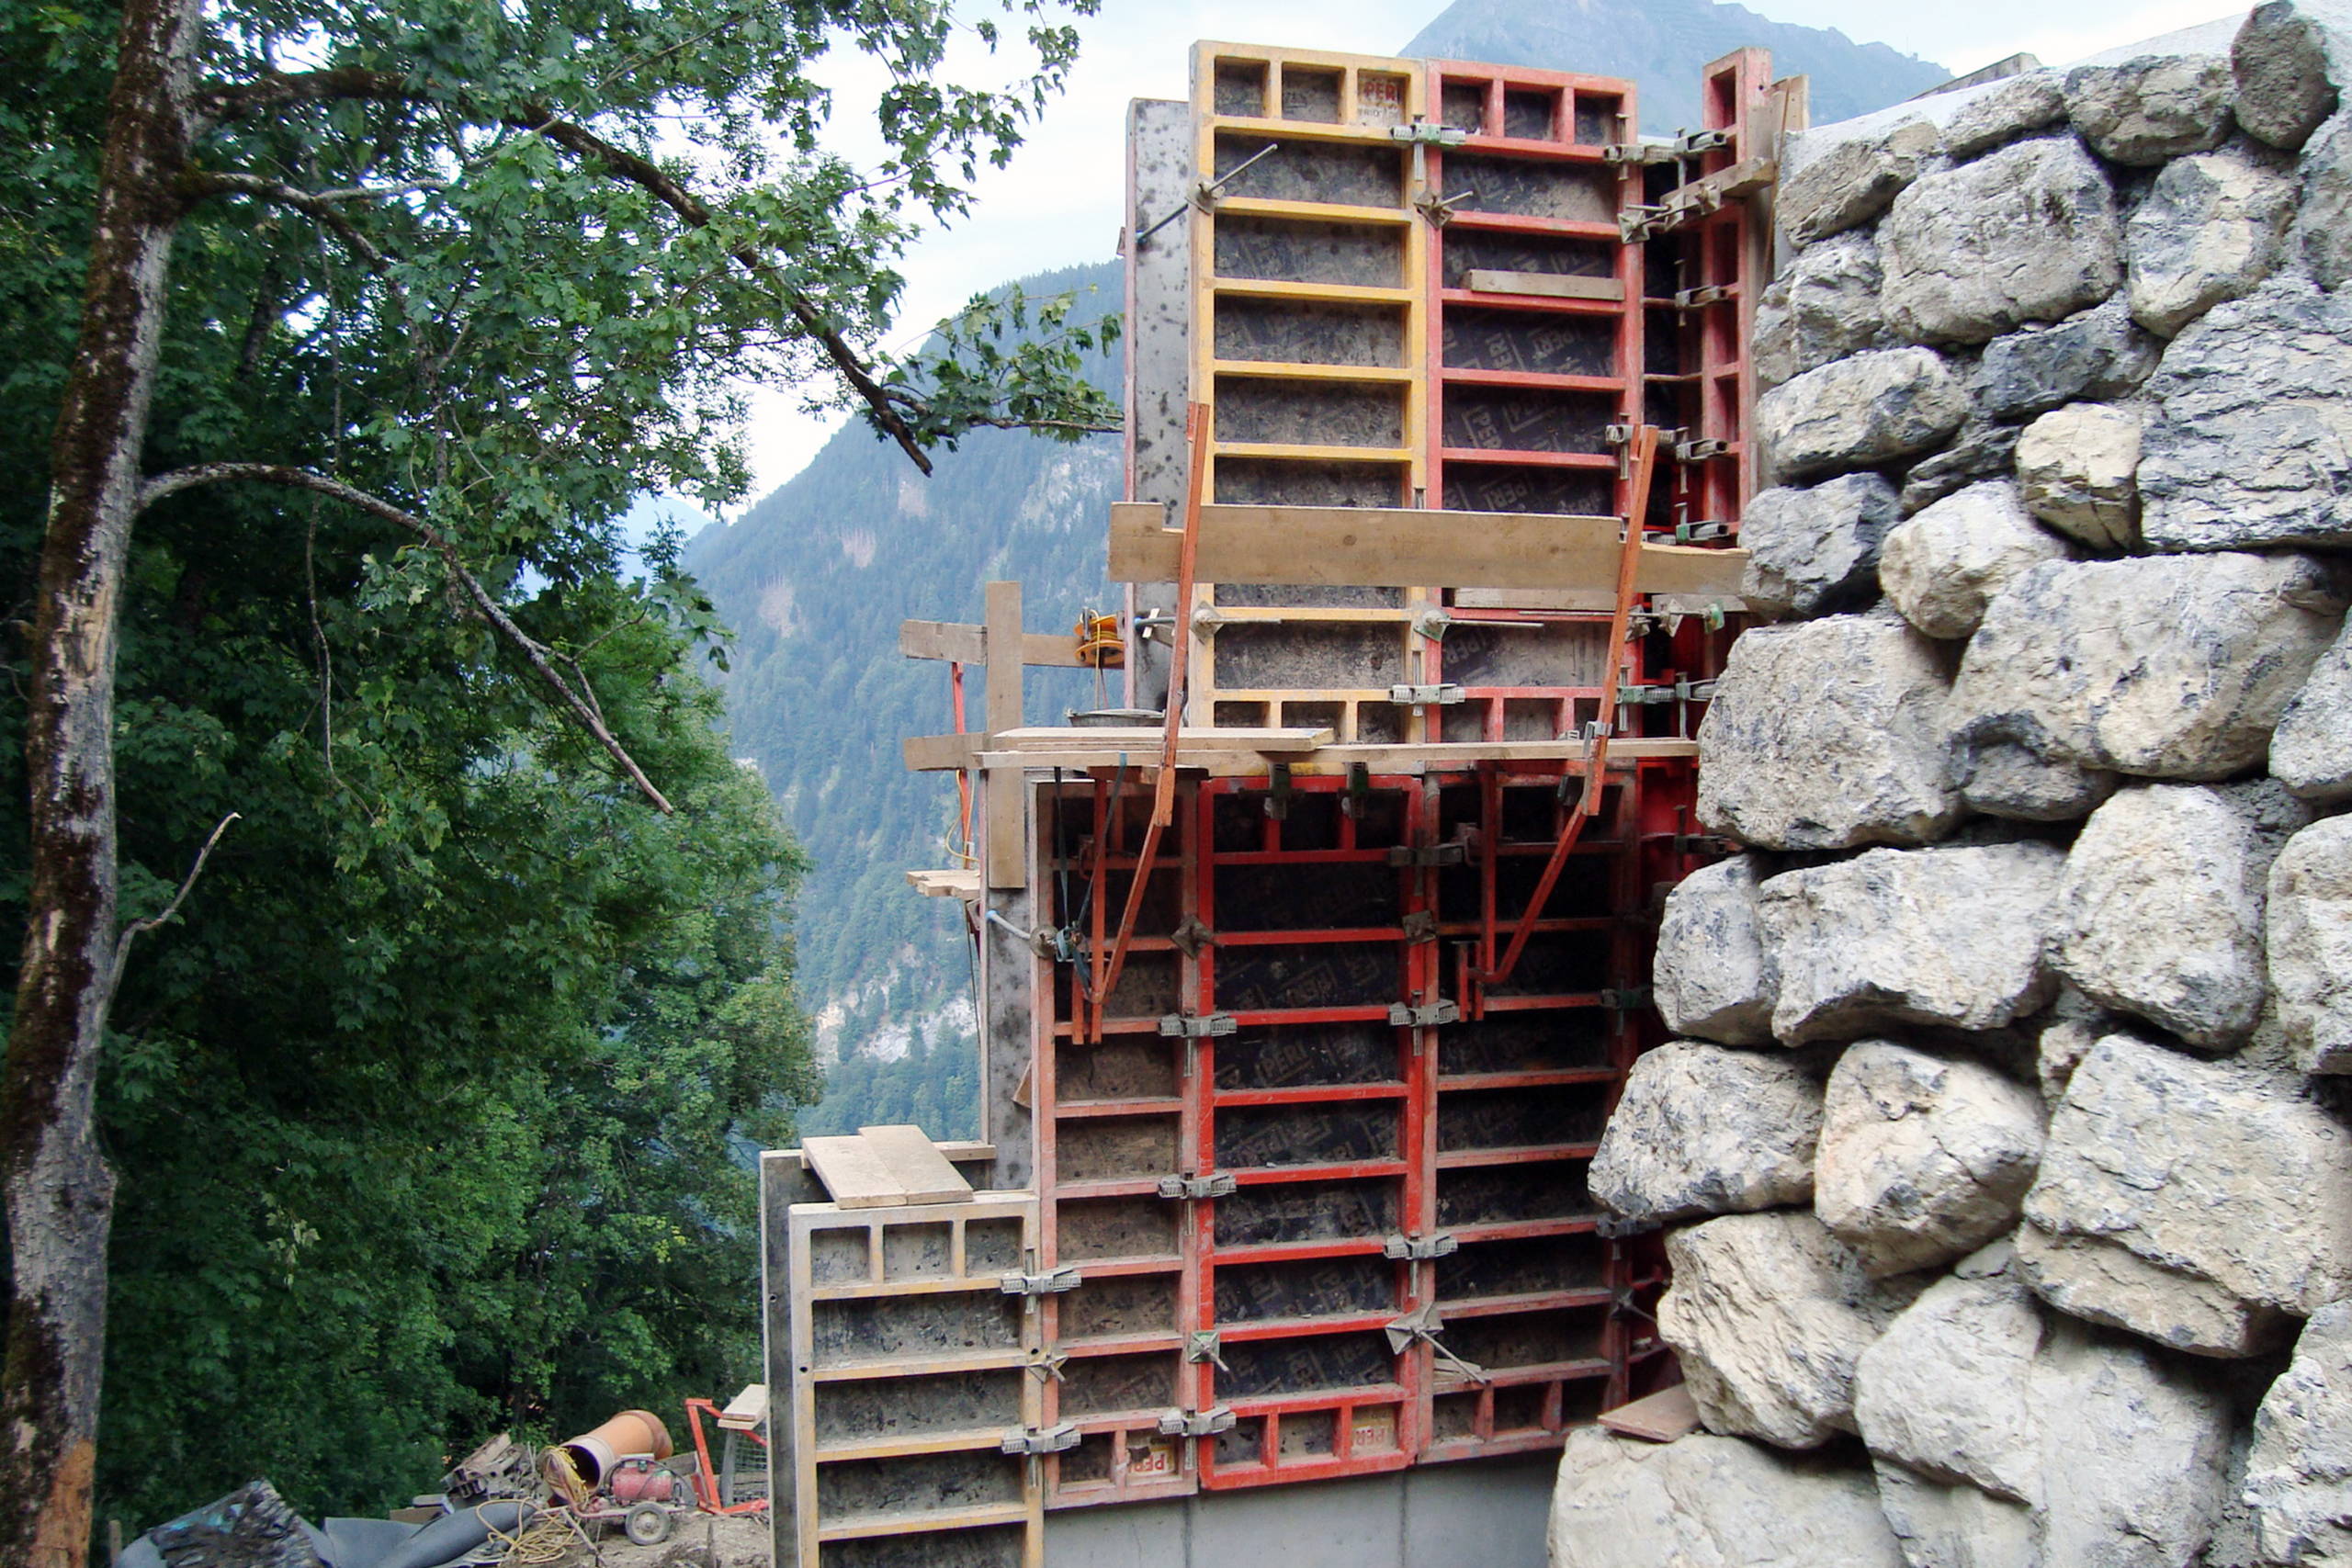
[{"x1": 684, "y1": 1386, "x2": 772, "y2": 1515}]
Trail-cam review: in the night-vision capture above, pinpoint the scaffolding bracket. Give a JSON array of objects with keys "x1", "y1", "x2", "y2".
[
  {"x1": 1001, "y1": 1424, "x2": 1082, "y2": 1457},
  {"x1": 1158, "y1": 1173, "x2": 1238, "y2": 1201}
]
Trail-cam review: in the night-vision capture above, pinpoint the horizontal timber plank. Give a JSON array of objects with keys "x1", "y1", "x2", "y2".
[
  {"x1": 905, "y1": 726, "x2": 1333, "y2": 771},
  {"x1": 899, "y1": 618, "x2": 1088, "y2": 668},
  {"x1": 966, "y1": 739, "x2": 1699, "y2": 775},
  {"x1": 1109, "y1": 501, "x2": 1747, "y2": 596},
  {"x1": 1462, "y1": 268, "x2": 1623, "y2": 301},
  {"x1": 801, "y1": 1134, "x2": 907, "y2": 1209},
  {"x1": 854, "y1": 1123, "x2": 974, "y2": 1205},
  {"x1": 906, "y1": 868, "x2": 982, "y2": 898}
]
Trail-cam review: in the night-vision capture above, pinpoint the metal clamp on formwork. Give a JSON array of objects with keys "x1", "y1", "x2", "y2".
[
  {"x1": 1385, "y1": 1303, "x2": 1489, "y2": 1384},
  {"x1": 1000, "y1": 1266, "x2": 1083, "y2": 1297},
  {"x1": 1387, "y1": 682, "x2": 1464, "y2": 705},
  {"x1": 1390, "y1": 119, "x2": 1469, "y2": 147},
  {"x1": 1186, "y1": 1331, "x2": 1231, "y2": 1372},
  {"x1": 1190, "y1": 141, "x2": 1279, "y2": 212},
  {"x1": 1157, "y1": 1173, "x2": 1238, "y2": 1201},
  {"x1": 1618, "y1": 203, "x2": 1672, "y2": 243},
  {"x1": 1388, "y1": 1000, "x2": 1461, "y2": 1028},
  {"x1": 1412, "y1": 610, "x2": 1453, "y2": 642},
  {"x1": 1672, "y1": 283, "x2": 1734, "y2": 309},
  {"x1": 1382, "y1": 1233, "x2": 1460, "y2": 1261},
  {"x1": 1597, "y1": 1214, "x2": 1662, "y2": 1240},
  {"x1": 1386, "y1": 842, "x2": 1466, "y2": 868},
  {"x1": 1028, "y1": 1351, "x2": 1070, "y2": 1383},
  {"x1": 1675, "y1": 520, "x2": 1732, "y2": 543},
  {"x1": 1157, "y1": 1407, "x2": 1238, "y2": 1438},
  {"x1": 1600, "y1": 987, "x2": 1653, "y2": 1013},
  {"x1": 1001, "y1": 1424, "x2": 1082, "y2": 1457},
  {"x1": 1159, "y1": 1012, "x2": 1237, "y2": 1038},
  {"x1": 1674, "y1": 435, "x2": 1730, "y2": 463},
  {"x1": 1264, "y1": 760, "x2": 1292, "y2": 821},
  {"x1": 1621, "y1": 678, "x2": 1719, "y2": 706},
  {"x1": 1672, "y1": 128, "x2": 1732, "y2": 157},
  {"x1": 1402, "y1": 910, "x2": 1439, "y2": 945},
  {"x1": 1602, "y1": 141, "x2": 1677, "y2": 165},
  {"x1": 1675, "y1": 831, "x2": 1736, "y2": 856},
  {"x1": 1170, "y1": 916, "x2": 1217, "y2": 958},
  {"x1": 1342, "y1": 761, "x2": 1373, "y2": 820}
]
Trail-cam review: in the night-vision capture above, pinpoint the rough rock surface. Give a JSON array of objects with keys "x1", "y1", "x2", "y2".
[
  {"x1": 1781, "y1": 118, "x2": 1941, "y2": 245},
  {"x1": 2140, "y1": 279, "x2": 2352, "y2": 549},
  {"x1": 1755, "y1": 231, "x2": 1888, "y2": 389},
  {"x1": 1549, "y1": 1427, "x2": 1905, "y2": 1568},
  {"x1": 1881, "y1": 138, "x2": 2123, "y2": 346},
  {"x1": 1814, "y1": 1043, "x2": 2045, "y2": 1278},
  {"x1": 2125, "y1": 142, "x2": 2294, "y2": 335},
  {"x1": 1657, "y1": 1213, "x2": 1924, "y2": 1449},
  {"x1": 2014, "y1": 401, "x2": 2141, "y2": 550},
  {"x1": 1738, "y1": 474, "x2": 1899, "y2": 621},
  {"x1": 2273, "y1": 617, "x2": 2352, "y2": 800},
  {"x1": 2051, "y1": 785, "x2": 2269, "y2": 1049},
  {"x1": 2243, "y1": 1300, "x2": 2352, "y2": 1565},
  {"x1": 2298, "y1": 109, "x2": 2352, "y2": 288},
  {"x1": 1654, "y1": 855, "x2": 1779, "y2": 1045},
  {"x1": 1973, "y1": 297, "x2": 2160, "y2": 420},
  {"x1": 1897, "y1": 420, "x2": 2024, "y2": 515},
  {"x1": 1949, "y1": 713, "x2": 2118, "y2": 824},
  {"x1": 1758, "y1": 348, "x2": 1972, "y2": 482},
  {"x1": 1589, "y1": 1042, "x2": 1822, "y2": 1226},
  {"x1": 2234, "y1": 0, "x2": 2348, "y2": 150},
  {"x1": 1697, "y1": 615, "x2": 1959, "y2": 852},
  {"x1": 2020, "y1": 1033, "x2": 2352, "y2": 1355},
  {"x1": 1878, "y1": 480, "x2": 2070, "y2": 641},
  {"x1": 2267, "y1": 814, "x2": 2352, "y2": 1072},
  {"x1": 1856, "y1": 1270, "x2": 2235, "y2": 1566},
  {"x1": 1871, "y1": 1464, "x2": 2040, "y2": 1568},
  {"x1": 1944, "y1": 71, "x2": 2070, "y2": 161},
  {"x1": 1944, "y1": 552, "x2": 2349, "y2": 779},
  {"x1": 1756, "y1": 843, "x2": 2064, "y2": 1045},
  {"x1": 2066, "y1": 54, "x2": 2237, "y2": 165}
]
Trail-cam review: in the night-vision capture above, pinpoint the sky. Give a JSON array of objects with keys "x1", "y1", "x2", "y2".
[{"x1": 717, "y1": 0, "x2": 2242, "y2": 506}]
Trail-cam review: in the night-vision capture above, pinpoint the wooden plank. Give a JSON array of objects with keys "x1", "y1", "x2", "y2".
[
  {"x1": 962, "y1": 738, "x2": 1700, "y2": 774},
  {"x1": 1660, "y1": 154, "x2": 1777, "y2": 213},
  {"x1": 1110, "y1": 501, "x2": 1748, "y2": 597},
  {"x1": 985, "y1": 765, "x2": 1025, "y2": 889},
  {"x1": 899, "y1": 618, "x2": 1089, "y2": 669},
  {"x1": 718, "y1": 1382, "x2": 770, "y2": 1431},
  {"x1": 1462, "y1": 269, "x2": 1623, "y2": 302},
  {"x1": 800, "y1": 1135, "x2": 907, "y2": 1209},
  {"x1": 985, "y1": 581, "x2": 1023, "y2": 736},
  {"x1": 904, "y1": 732, "x2": 980, "y2": 772},
  {"x1": 1599, "y1": 1383, "x2": 1702, "y2": 1443},
  {"x1": 990, "y1": 725, "x2": 1331, "y2": 753},
  {"x1": 906, "y1": 867, "x2": 982, "y2": 899},
  {"x1": 767, "y1": 1142, "x2": 996, "y2": 1175},
  {"x1": 854, "y1": 1124, "x2": 974, "y2": 1206}
]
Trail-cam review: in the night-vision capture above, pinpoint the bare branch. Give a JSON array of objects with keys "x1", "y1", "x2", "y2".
[
  {"x1": 182, "y1": 170, "x2": 410, "y2": 319},
  {"x1": 137, "y1": 462, "x2": 675, "y2": 813},
  {"x1": 107, "y1": 812, "x2": 241, "y2": 996},
  {"x1": 198, "y1": 65, "x2": 421, "y2": 126}
]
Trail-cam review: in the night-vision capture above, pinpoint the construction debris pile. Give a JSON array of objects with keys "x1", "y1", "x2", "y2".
[
  {"x1": 119, "y1": 1400, "x2": 771, "y2": 1568},
  {"x1": 1553, "y1": 7, "x2": 2352, "y2": 1566}
]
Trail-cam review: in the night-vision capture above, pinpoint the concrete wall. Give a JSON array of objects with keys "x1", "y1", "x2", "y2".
[{"x1": 1045, "y1": 1455, "x2": 1556, "y2": 1568}]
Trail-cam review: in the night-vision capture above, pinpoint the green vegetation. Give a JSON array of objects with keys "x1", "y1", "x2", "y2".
[{"x1": 0, "y1": 0, "x2": 1110, "y2": 1542}]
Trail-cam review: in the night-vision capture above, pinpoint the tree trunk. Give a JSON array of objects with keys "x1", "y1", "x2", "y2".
[{"x1": 4, "y1": 0, "x2": 198, "y2": 1561}]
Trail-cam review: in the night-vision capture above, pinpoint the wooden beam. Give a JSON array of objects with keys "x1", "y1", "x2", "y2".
[
  {"x1": 800, "y1": 1135, "x2": 909, "y2": 1210},
  {"x1": 903, "y1": 732, "x2": 980, "y2": 772},
  {"x1": 899, "y1": 619, "x2": 1088, "y2": 669},
  {"x1": 854, "y1": 1125, "x2": 975, "y2": 1206},
  {"x1": 960, "y1": 738, "x2": 1702, "y2": 775},
  {"x1": 984, "y1": 581, "x2": 1023, "y2": 737},
  {"x1": 984, "y1": 765, "x2": 1026, "y2": 890},
  {"x1": 905, "y1": 868, "x2": 983, "y2": 899},
  {"x1": 1462, "y1": 269, "x2": 1623, "y2": 302},
  {"x1": 905, "y1": 726, "x2": 1335, "y2": 771},
  {"x1": 1109, "y1": 501, "x2": 1747, "y2": 597},
  {"x1": 1599, "y1": 1383, "x2": 1701, "y2": 1443},
  {"x1": 1660, "y1": 154, "x2": 1777, "y2": 213}
]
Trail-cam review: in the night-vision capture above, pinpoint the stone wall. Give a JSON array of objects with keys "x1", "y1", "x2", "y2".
[{"x1": 1553, "y1": 8, "x2": 2352, "y2": 1565}]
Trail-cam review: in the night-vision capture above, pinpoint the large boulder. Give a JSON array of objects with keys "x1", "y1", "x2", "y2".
[
  {"x1": 1756, "y1": 843, "x2": 2064, "y2": 1046},
  {"x1": 1696, "y1": 615, "x2": 1960, "y2": 852},
  {"x1": 2019, "y1": 1033, "x2": 2352, "y2": 1355},
  {"x1": 1897, "y1": 419, "x2": 2024, "y2": 515},
  {"x1": 1944, "y1": 552, "x2": 2350, "y2": 779},
  {"x1": 1653, "y1": 855, "x2": 1778, "y2": 1045},
  {"x1": 2014, "y1": 401, "x2": 2142, "y2": 550},
  {"x1": 2234, "y1": 0, "x2": 2351, "y2": 151},
  {"x1": 1754, "y1": 231, "x2": 1888, "y2": 389},
  {"x1": 1657, "y1": 1212, "x2": 1924, "y2": 1450},
  {"x1": 2243, "y1": 1300, "x2": 2352, "y2": 1566},
  {"x1": 2298, "y1": 109, "x2": 2352, "y2": 289},
  {"x1": 1973, "y1": 297, "x2": 2160, "y2": 421},
  {"x1": 1856, "y1": 1269, "x2": 2235, "y2": 1567},
  {"x1": 1758, "y1": 348, "x2": 1972, "y2": 482},
  {"x1": 1779, "y1": 118, "x2": 1941, "y2": 246},
  {"x1": 2267, "y1": 814, "x2": 2352, "y2": 1073},
  {"x1": 2066, "y1": 54, "x2": 2236, "y2": 165},
  {"x1": 1877, "y1": 479, "x2": 2070, "y2": 641},
  {"x1": 2125, "y1": 142, "x2": 2294, "y2": 336},
  {"x1": 1589, "y1": 1041, "x2": 1822, "y2": 1226},
  {"x1": 2051, "y1": 784, "x2": 2270, "y2": 1049},
  {"x1": 1880, "y1": 138, "x2": 2123, "y2": 346},
  {"x1": 1549, "y1": 1427, "x2": 1905, "y2": 1568},
  {"x1": 1737, "y1": 474, "x2": 1899, "y2": 622},
  {"x1": 1814, "y1": 1043, "x2": 2045, "y2": 1278},
  {"x1": 2139, "y1": 279, "x2": 2352, "y2": 549},
  {"x1": 2272, "y1": 618, "x2": 2352, "y2": 800},
  {"x1": 1944, "y1": 70, "x2": 2069, "y2": 161}
]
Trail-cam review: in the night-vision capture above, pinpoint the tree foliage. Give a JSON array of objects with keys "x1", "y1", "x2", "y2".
[{"x1": 0, "y1": 0, "x2": 1108, "y2": 1540}]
